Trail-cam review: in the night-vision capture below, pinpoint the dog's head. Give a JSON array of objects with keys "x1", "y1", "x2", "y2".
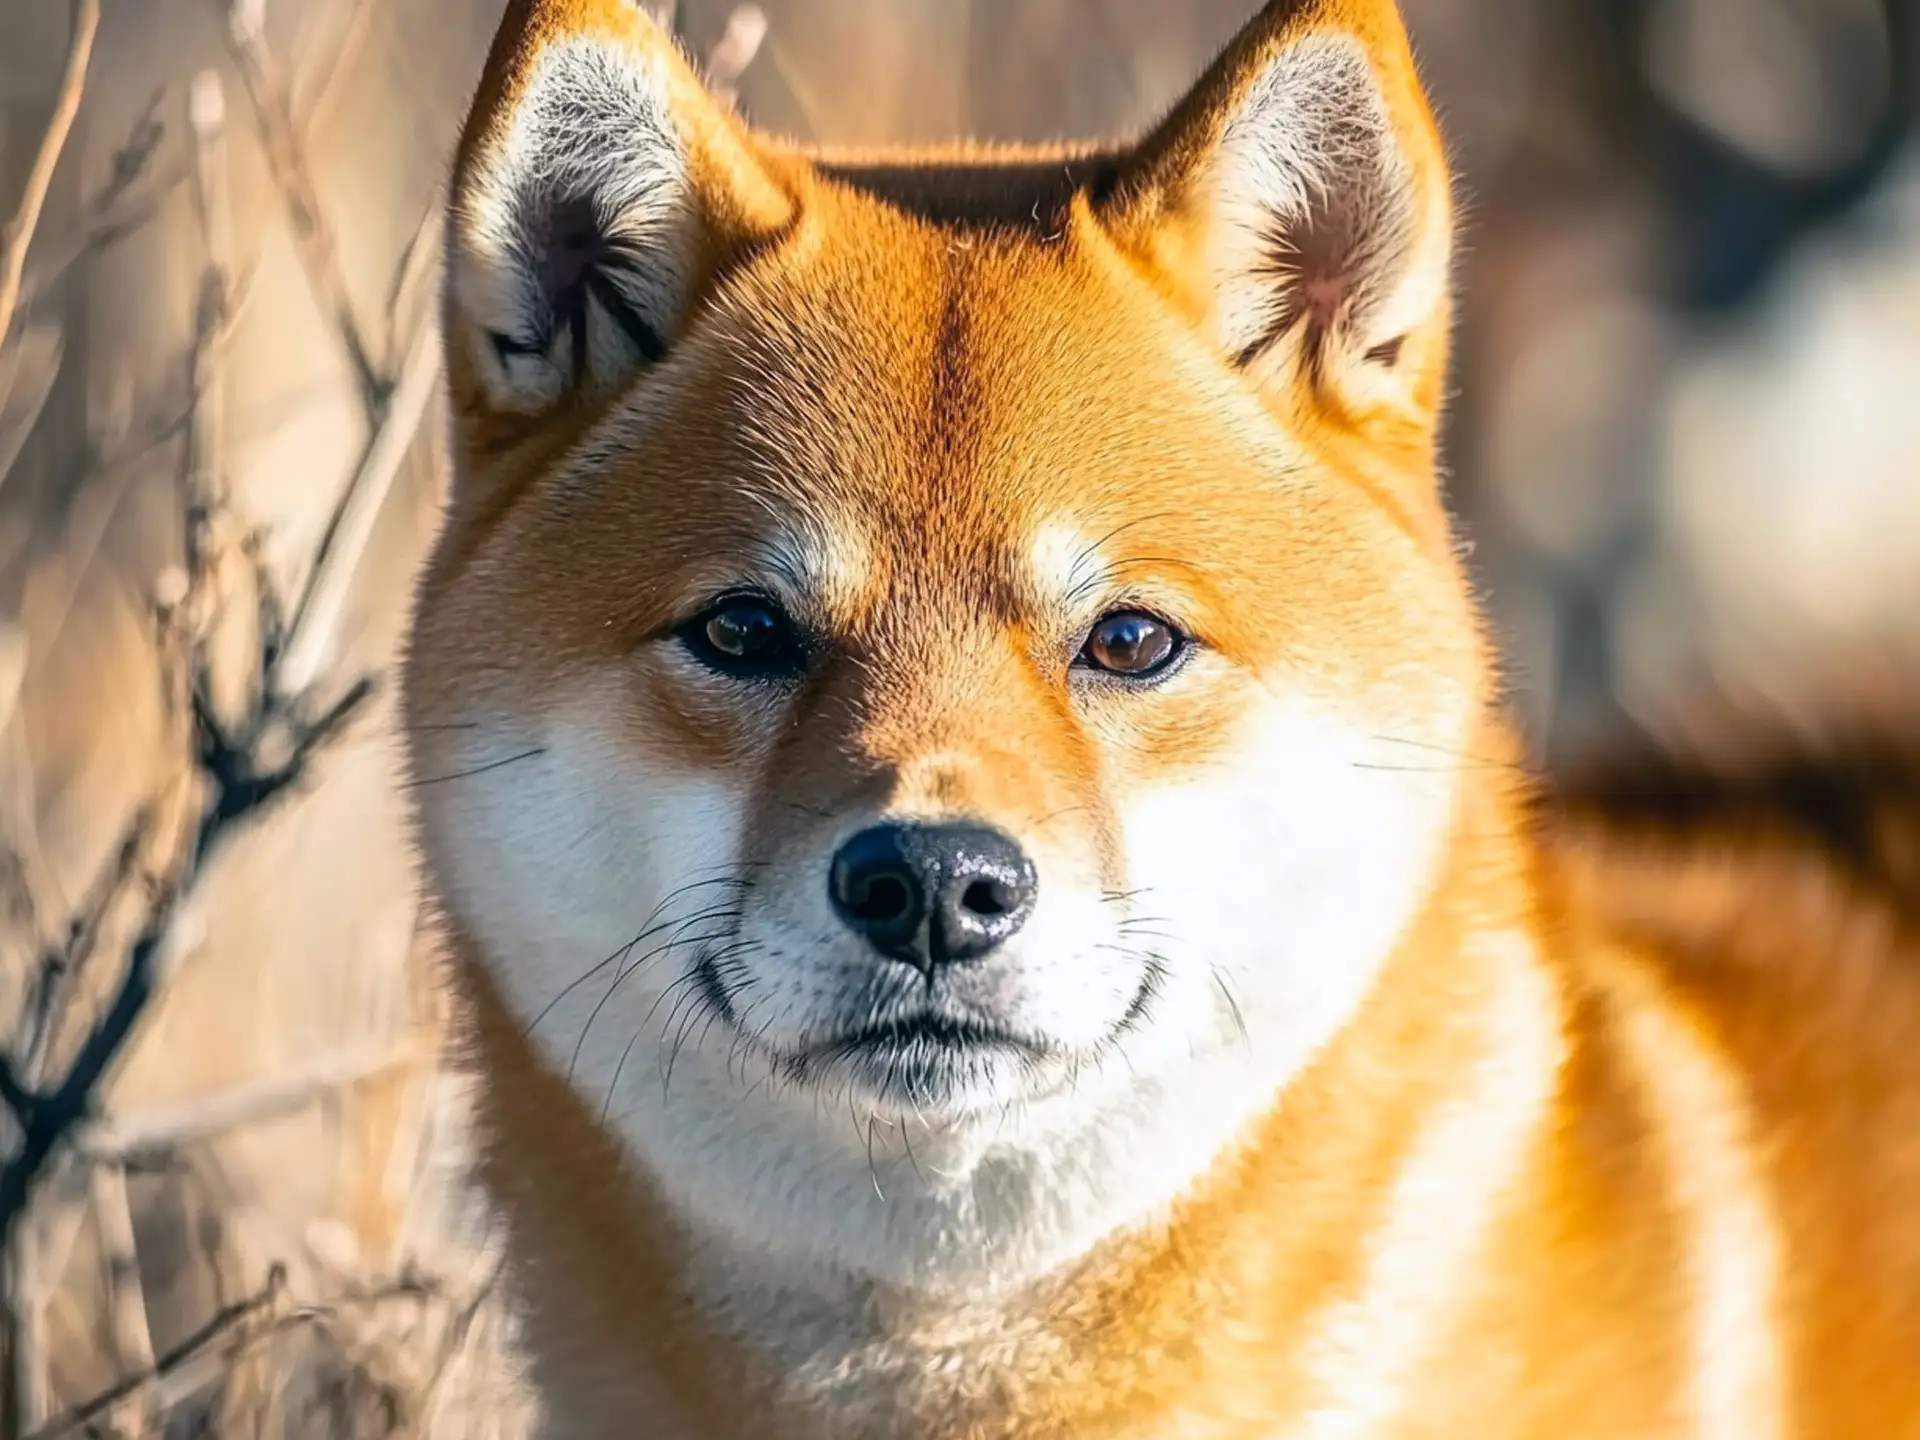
[{"x1": 405, "y1": 0, "x2": 1481, "y2": 1280}]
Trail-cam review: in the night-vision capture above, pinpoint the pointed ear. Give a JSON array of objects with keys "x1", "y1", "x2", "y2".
[
  {"x1": 445, "y1": 0, "x2": 794, "y2": 427},
  {"x1": 1097, "y1": 0, "x2": 1454, "y2": 430}
]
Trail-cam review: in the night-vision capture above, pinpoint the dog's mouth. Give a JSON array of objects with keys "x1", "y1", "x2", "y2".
[
  {"x1": 807, "y1": 1013, "x2": 1047, "y2": 1066},
  {"x1": 692, "y1": 948, "x2": 1162, "y2": 1110},
  {"x1": 780, "y1": 1011, "x2": 1056, "y2": 1109}
]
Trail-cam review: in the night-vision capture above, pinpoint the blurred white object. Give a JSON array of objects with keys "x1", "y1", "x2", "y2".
[
  {"x1": 1625, "y1": 143, "x2": 1920, "y2": 711},
  {"x1": 1643, "y1": 0, "x2": 1890, "y2": 177}
]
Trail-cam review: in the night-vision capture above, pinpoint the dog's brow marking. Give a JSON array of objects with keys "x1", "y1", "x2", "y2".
[
  {"x1": 1027, "y1": 519, "x2": 1108, "y2": 610},
  {"x1": 755, "y1": 524, "x2": 874, "y2": 617}
]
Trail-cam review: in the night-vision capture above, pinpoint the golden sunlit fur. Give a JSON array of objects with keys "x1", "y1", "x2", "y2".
[{"x1": 401, "y1": 0, "x2": 1920, "y2": 1434}]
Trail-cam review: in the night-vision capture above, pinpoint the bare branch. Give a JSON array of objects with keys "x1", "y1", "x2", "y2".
[
  {"x1": 0, "y1": 671, "x2": 371, "y2": 1246},
  {"x1": 0, "y1": 838, "x2": 188, "y2": 1243},
  {"x1": 221, "y1": 0, "x2": 385, "y2": 412},
  {"x1": 26, "y1": 1264, "x2": 448, "y2": 1440},
  {"x1": 22, "y1": 1267, "x2": 288, "y2": 1440},
  {"x1": 0, "y1": 0, "x2": 390, "y2": 1275},
  {"x1": 88, "y1": 1165, "x2": 155, "y2": 1436},
  {"x1": 15, "y1": 90, "x2": 182, "y2": 320},
  {"x1": 187, "y1": 76, "x2": 235, "y2": 449},
  {"x1": 1, "y1": 1153, "x2": 88, "y2": 1439},
  {"x1": 1, "y1": 4, "x2": 528, "y2": 1430},
  {"x1": 383, "y1": 188, "x2": 443, "y2": 370},
  {"x1": 0, "y1": 0, "x2": 101, "y2": 347},
  {"x1": 13, "y1": 809, "x2": 154, "y2": 1087},
  {"x1": 92, "y1": 89, "x2": 169, "y2": 219},
  {"x1": 295, "y1": 0, "x2": 375, "y2": 138},
  {"x1": 0, "y1": 324, "x2": 62, "y2": 509},
  {"x1": 75, "y1": 1039, "x2": 427, "y2": 1164},
  {"x1": 273, "y1": 319, "x2": 439, "y2": 700},
  {"x1": 5, "y1": 1234, "x2": 52, "y2": 1435}
]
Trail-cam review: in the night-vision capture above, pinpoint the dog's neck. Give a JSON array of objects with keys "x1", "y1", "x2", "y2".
[{"x1": 441, "y1": 769, "x2": 1570, "y2": 1432}]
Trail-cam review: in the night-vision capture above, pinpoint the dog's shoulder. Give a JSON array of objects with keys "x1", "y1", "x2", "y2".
[{"x1": 1537, "y1": 677, "x2": 1920, "y2": 1429}]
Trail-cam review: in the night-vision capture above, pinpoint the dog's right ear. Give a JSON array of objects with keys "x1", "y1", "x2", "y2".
[
  {"x1": 445, "y1": 0, "x2": 793, "y2": 432},
  {"x1": 1095, "y1": 0, "x2": 1454, "y2": 442}
]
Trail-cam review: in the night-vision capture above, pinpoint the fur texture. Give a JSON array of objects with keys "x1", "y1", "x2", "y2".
[{"x1": 401, "y1": 0, "x2": 1920, "y2": 1434}]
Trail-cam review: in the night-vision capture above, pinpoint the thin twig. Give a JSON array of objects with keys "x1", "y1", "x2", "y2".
[
  {"x1": 75, "y1": 1038, "x2": 428, "y2": 1164},
  {"x1": 12, "y1": 177, "x2": 187, "y2": 320},
  {"x1": 13, "y1": 89, "x2": 180, "y2": 321},
  {"x1": 182, "y1": 70, "x2": 275, "y2": 738},
  {"x1": 14, "y1": 810, "x2": 153, "y2": 1087},
  {"x1": 22, "y1": 1268, "x2": 287, "y2": 1440},
  {"x1": 30, "y1": 1266, "x2": 443, "y2": 1440},
  {"x1": 295, "y1": 0, "x2": 376, "y2": 138},
  {"x1": 221, "y1": 0, "x2": 385, "y2": 412},
  {"x1": 706, "y1": 6, "x2": 768, "y2": 108},
  {"x1": 272, "y1": 319, "x2": 439, "y2": 700},
  {"x1": 0, "y1": 872, "x2": 188, "y2": 1246},
  {"x1": 2, "y1": 1155, "x2": 89, "y2": 1440},
  {"x1": 0, "y1": 0, "x2": 100, "y2": 347},
  {"x1": 415, "y1": 1239, "x2": 506, "y2": 1428},
  {"x1": 383, "y1": 188, "x2": 443, "y2": 370},
  {"x1": 0, "y1": 672, "x2": 371, "y2": 1247},
  {"x1": 88, "y1": 1164, "x2": 155, "y2": 1436},
  {"x1": 185, "y1": 72, "x2": 233, "y2": 538},
  {"x1": 2, "y1": 2, "x2": 519, "y2": 1429},
  {"x1": 5, "y1": 1236, "x2": 51, "y2": 1436},
  {"x1": 0, "y1": 322, "x2": 62, "y2": 502},
  {"x1": 90, "y1": 88, "x2": 169, "y2": 219}
]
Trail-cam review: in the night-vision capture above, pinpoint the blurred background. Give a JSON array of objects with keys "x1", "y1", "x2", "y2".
[{"x1": 0, "y1": 0, "x2": 1916, "y2": 1434}]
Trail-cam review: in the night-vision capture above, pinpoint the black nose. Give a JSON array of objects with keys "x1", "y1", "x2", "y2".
[{"x1": 828, "y1": 823, "x2": 1037, "y2": 971}]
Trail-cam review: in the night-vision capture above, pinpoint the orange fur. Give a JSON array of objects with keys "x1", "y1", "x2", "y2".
[{"x1": 402, "y1": 1, "x2": 1920, "y2": 1434}]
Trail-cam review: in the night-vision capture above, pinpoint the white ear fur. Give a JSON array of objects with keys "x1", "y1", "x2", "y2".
[
  {"x1": 1210, "y1": 38, "x2": 1423, "y2": 365},
  {"x1": 1133, "y1": 28, "x2": 1451, "y2": 396},
  {"x1": 450, "y1": 38, "x2": 697, "y2": 414}
]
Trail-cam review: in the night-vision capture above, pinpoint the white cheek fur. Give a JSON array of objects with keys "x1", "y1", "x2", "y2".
[
  {"x1": 421, "y1": 682, "x2": 750, "y2": 1109},
  {"x1": 419, "y1": 670, "x2": 1466, "y2": 1298},
  {"x1": 1114, "y1": 689, "x2": 1463, "y2": 1085}
]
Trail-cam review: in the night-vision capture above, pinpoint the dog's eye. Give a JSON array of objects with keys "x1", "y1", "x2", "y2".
[
  {"x1": 1077, "y1": 611, "x2": 1184, "y2": 679},
  {"x1": 679, "y1": 594, "x2": 805, "y2": 677}
]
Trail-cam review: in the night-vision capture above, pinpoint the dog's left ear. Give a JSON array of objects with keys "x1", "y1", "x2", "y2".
[
  {"x1": 444, "y1": 0, "x2": 794, "y2": 437},
  {"x1": 1097, "y1": 0, "x2": 1454, "y2": 434}
]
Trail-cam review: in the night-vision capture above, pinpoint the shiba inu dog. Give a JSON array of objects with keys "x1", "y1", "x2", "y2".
[{"x1": 400, "y1": 0, "x2": 1920, "y2": 1432}]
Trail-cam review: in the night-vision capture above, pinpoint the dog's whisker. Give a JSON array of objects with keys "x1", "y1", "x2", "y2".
[
  {"x1": 407, "y1": 747, "x2": 548, "y2": 787},
  {"x1": 525, "y1": 873, "x2": 753, "y2": 1037},
  {"x1": 602, "y1": 1028, "x2": 646, "y2": 1122},
  {"x1": 1364, "y1": 732, "x2": 1535, "y2": 774},
  {"x1": 567, "y1": 909, "x2": 744, "y2": 1081},
  {"x1": 1212, "y1": 967, "x2": 1251, "y2": 1051}
]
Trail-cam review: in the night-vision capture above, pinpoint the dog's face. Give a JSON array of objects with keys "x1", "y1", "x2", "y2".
[{"x1": 406, "y1": 0, "x2": 1475, "y2": 1269}]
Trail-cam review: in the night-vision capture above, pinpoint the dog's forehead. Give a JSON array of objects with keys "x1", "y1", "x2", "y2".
[
  {"x1": 531, "y1": 199, "x2": 1346, "y2": 657},
  {"x1": 646, "y1": 228, "x2": 1298, "y2": 588}
]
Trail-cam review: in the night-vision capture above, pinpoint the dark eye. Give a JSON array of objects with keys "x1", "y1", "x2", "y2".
[
  {"x1": 678, "y1": 594, "x2": 805, "y2": 677},
  {"x1": 1076, "y1": 610, "x2": 1184, "y2": 680}
]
